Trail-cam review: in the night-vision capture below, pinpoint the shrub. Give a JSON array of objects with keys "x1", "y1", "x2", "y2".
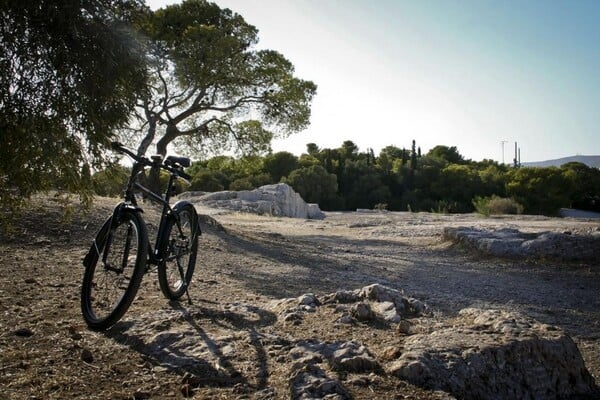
[{"x1": 473, "y1": 196, "x2": 524, "y2": 216}]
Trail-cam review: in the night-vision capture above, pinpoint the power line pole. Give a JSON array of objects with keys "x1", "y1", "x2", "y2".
[{"x1": 500, "y1": 140, "x2": 509, "y2": 164}]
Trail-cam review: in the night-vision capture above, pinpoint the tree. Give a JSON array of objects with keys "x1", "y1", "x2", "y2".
[
  {"x1": 427, "y1": 145, "x2": 465, "y2": 164},
  {"x1": 339, "y1": 140, "x2": 359, "y2": 161},
  {"x1": 377, "y1": 145, "x2": 404, "y2": 175},
  {"x1": 341, "y1": 160, "x2": 390, "y2": 210},
  {"x1": 263, "y1": 151, "x2": 298, "y2": 182},
  {"x1": 306, "y1": 143, "x2": 320, "y2": 157},
  {"x1": 560, "y1": 162, "x2": 600, "y2": 211},
  {"x1": 284, "y1": 165, "x2": 339, "y2": 210},
  {"x1": 431, "y1": 164, "x2": 482, "y2": 212},
  {"x1": 129, "y1": 0, "x2": 316, "y2": 190},
  {"x1": 506, "y1": 167, "x2": 573, "y2": 215},
  {"x1": 0, "y1": 0, "x2": 147, "y2": 209}
]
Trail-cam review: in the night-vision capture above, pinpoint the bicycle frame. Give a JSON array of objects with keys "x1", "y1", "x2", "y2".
[{"x1": 107, "y1": 142, "x2": 195, "y2": 268}]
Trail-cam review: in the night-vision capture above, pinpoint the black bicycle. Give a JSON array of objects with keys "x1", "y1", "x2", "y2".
[{"x1": 81, "y1": 142, "x2": 200, "y2": 330}]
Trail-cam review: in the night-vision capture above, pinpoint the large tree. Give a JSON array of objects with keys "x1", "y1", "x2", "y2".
[
  {"x1": 0, "y1": 0, "x2": 147, "y2": 208},
  {"x1": 128, "y1": 0, "x2": 316, "y2": 188}
]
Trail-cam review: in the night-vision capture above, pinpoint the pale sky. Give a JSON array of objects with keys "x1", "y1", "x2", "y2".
[{"x1": 146, "y1": 0, "x2": 600, "y2": 163}]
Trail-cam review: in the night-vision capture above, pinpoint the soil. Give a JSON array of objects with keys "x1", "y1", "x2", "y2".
[{"x1": 1, "y1": 195, "x2": 599, "y2": 399}]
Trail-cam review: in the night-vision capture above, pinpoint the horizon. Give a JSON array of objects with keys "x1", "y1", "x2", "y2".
[{"x1": 146, "y1": 0, "x2": 600, "y2": 164}]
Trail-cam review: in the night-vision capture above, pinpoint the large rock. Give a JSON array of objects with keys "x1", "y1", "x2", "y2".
[
  {"x1": 182, "y1": 184, "x2": 325, "y2": 219},
  {"x1": 387, "y1": 308, "x2": 597, "y2": 400},
  {"x1": 444, "y1": 227, "x2": 600, "y2": 261}
]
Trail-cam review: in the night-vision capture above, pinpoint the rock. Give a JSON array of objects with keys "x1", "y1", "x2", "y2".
[
  {"x1": 328, "y1": 342, "x2": 379, "y2": 373},
  {"x1": 357, "y1": 283, "x2": 404, "y2": 305},
  {"x1": 371, "y1": 301, "x2": 401, "y2": 323},
  {"x1": 381, "y1": 346, "x2": 402, "y2": 361},
  {"x1": 351, "y1": 302, "x2": 374, "y2": 321},
  {"x1": 184, "y1": 183, "x2": 325, "y2": 219},
  {"x1": 355, "y1": 284, "x2": 430, "y2": 319},
  {"x1": 444, "y1": 226, "x2": 600, "y2": 261},
  {"x1": 321, "y1": 290, "x2": 359, "y2": 304},
  {"x1": 14, "y1": 327, "x2": 34, "y2": 337},
  {"x1": 307, "y1": 203, "x2": 326, "y2": 220},
  {"x1": 387, "y1": 308, "x2": 597, "y2": 400},
  {"x1": 297, "y1": 293, "x2": 320, "y2": 307},
  {"x1": 337, "y1": 314, "x2": 354, "y2": 324},
  {"x1": 288, "y1": 340, "x2": 378, "y2": 399},
  {"x1": 81, "y1": 348, "x2": 94, "y2": 363},
  {"x1": 289, "y1": 364, "x2": 350, "y2": 400},
  {"x1": 397, "y1": 319, "x2": 412, "y2": 334}
]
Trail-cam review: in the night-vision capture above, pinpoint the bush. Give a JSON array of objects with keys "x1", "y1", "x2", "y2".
[{"x1": 473, "y1": 196, "x2": 524, "y2": 216}]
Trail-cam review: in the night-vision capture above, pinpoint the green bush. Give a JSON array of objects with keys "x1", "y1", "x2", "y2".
[{"x1": 473, "y1": 195, "x2": 524, "y2": 216}]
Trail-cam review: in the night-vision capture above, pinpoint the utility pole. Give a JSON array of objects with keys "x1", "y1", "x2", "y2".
[{"x1": 500, "y1": 140, "x2": 509, "y2": 164}]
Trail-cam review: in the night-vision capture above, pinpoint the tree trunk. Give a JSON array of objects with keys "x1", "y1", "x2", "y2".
[{"x1": 147, "y1": 123, "x2": 180, "y2": 195}]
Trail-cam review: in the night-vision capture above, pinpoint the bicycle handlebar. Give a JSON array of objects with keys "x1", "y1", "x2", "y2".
[{"x1": 110, "y1": 141, "x2": 191, "y2": 181}]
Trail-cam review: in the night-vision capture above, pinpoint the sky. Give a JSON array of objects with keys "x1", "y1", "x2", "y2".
[{"x1": 146, "y1": 0, "x2": 600, "y2": 163}]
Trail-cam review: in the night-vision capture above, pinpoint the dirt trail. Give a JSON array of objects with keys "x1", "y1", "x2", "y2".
[{"x1": 0, "y1": 197, "x2": 598, "y2": 399}]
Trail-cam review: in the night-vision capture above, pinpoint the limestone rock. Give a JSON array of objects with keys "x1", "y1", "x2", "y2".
[
  {"x1": 184, "y1": 183, "x2": 325, "y2": 219},
  {"x1": 387, "y1": 308, "x2": 597, "y2": 400},
  {"x1": 444, "y1": 227, "x2": 600, "y2": 261},
  {"x1": 350, "y1": 302, "x2": 374, "y2": 321},
  {"x1": 289, "y1": 364, "x2": 350, "y2": 400},
  {"x1": 328, "y1": 342, "x2": 379, "y2": 373}
]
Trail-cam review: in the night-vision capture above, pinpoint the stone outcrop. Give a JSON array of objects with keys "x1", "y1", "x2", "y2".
[
  {"x1": 104, "y1": 285, "x2": 597, "y2": 399},
  {"x1": 268, "y1": 284, "x2": 431, "y2": 325},
  {"x1": 387, "y1": 308, "x2": 597, "y2": 400},
  {"x1": 180, "y1": 183, "x2": 325, "y2": 219},
  {"x1": 288, "y1": 340, "x2": 379, "y2": 399},
  {"x1": 444, "y1": 227, "x2": 600, "y2": 261}
]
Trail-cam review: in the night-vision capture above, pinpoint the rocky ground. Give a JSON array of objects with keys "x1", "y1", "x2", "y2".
[{"x1": 1, "y1": 195, "x2": 599, "y2": 399}]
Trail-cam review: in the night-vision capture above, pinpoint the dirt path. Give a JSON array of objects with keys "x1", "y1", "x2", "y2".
[{"x1": 0, "y1": 197, "x2": 598, "y2": 399}]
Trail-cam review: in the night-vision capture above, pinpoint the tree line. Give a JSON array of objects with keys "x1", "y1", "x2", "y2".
[{"x1": 93, "y1": 140, "x2": 600, "y2": 216}]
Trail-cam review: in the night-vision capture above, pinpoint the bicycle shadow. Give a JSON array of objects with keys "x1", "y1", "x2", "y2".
[{"x1": 104, "y1": 299, "x2": 277, "y2": 391}]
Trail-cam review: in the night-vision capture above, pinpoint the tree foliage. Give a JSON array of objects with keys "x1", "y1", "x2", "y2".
[
  {"x1": 284, "y1": 165, "x2": 339, "y2": 210},
  {"x1": 263, "y1": 152, "x2": 298, "y2": 182},
  {"x1": 0, "y1": 0, "x2": 147, "y2": 208},
  {"x1": 128, "y1": 0, "x2": 317, "y2": 164}
]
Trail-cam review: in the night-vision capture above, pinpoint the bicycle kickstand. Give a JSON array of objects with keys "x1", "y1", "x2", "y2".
[{"x1": 185, "y1": 284, "x2": 193, "y2": 305}]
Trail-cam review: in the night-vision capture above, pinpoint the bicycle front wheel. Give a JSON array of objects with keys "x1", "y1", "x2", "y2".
[
  {"x1": 158, "y1": 203, "x2": 199, "y2": 300},
  {"x1": 81, "y1": 210, "x2": 148, "y2": 330}
]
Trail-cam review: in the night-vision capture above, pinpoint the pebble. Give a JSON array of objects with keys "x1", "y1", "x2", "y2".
[
  {"x1": 14, "y1": 327, "x2": 34, "y2": 337},
  {"x1": 81, "y1": 348, "x2": 94, "y2": 363}
]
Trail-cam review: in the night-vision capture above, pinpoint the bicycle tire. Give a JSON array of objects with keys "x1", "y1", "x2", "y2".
[
  {"x1": 157, "y1": 203, "x2": 199, "y2": 300},
  {"x1": 81, "y1": 210, "x2": 148, "y2": 330}
]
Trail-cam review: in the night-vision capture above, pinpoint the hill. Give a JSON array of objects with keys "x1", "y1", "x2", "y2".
[{"x1": 522, "y1": 155, "x2": 600, "y2": 168}]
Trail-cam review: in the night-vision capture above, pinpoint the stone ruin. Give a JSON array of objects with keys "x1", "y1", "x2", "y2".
[
  {"x1": 113, "y1": 283, "x2": 597, "y2": 399},
  {"x1": 178, "y1": 183, "x2": 325, "y2": 219},
  {"x1": 444, "y1": 226, "x2": 600, "y2": 261}
]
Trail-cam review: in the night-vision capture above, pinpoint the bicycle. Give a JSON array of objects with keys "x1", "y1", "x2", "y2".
[{"x1": 81, "y1": 142, "x2": 200, "y2": 330}]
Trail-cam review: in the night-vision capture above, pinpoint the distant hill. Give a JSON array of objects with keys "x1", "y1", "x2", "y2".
[{"x1": 522, "y1": 155, "x2": 600, "y2": 168}]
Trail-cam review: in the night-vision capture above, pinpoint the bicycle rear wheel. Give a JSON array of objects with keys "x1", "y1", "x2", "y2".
[
  {"x1": 158, "y1": 203, "x2": 199, "y2": 300},
  {"x1": 81, "y1": 210, "x2": 148, "y2": 330}
]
